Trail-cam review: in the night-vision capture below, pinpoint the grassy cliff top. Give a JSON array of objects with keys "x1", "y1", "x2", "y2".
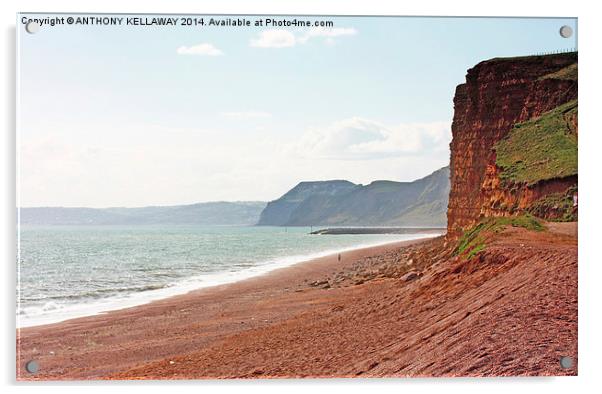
[
  {"x1": 539, "y1": 63, "x2": 578, "y2": 81},
  {"x1": 490, "y1": 51, "x2": 577, "y2": 62},
  {"x1": 495, "y1": 100, "x2": 578, "y2": 185}
]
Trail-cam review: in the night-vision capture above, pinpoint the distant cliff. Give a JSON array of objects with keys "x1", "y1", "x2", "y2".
[
  {"x1": 257, "y1": 166, "x2": 450, "y2": 227},
  {"x1": 447, "y1": 53, "x2": 578, "y2": 236},
  {"x1": 20, "y1": 201, "x2": 267, "y2": 226}
]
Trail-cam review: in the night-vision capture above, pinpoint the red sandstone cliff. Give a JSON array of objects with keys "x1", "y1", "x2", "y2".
[{"x1": 447, "y1": 53, "x2": 578, "y2": 236}]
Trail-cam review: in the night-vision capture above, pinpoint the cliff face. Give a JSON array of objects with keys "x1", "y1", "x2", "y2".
[
  {"x1": 447, "y1": 53, "x2": 578, "y2": 236},
  {"x1": 479, "y1": 165, "x2": 577, "y2": 220}
]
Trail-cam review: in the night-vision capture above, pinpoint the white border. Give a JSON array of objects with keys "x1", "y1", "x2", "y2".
[{"x1": 3, "y1": 1, "x2": 601, "y2": 393}]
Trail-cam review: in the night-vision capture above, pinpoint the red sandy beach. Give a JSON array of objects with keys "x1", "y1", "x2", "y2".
[{"x1": 16, "y1": 224, "x2": 577, "y2": 380}]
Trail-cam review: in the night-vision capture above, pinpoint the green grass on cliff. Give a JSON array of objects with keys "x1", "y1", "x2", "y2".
[
  {"x1": 455, "y1": 215, "x2": 544, "y2": 259},
  {"x1": 539, "y1": 63, "x2": 578, "y2": 81},
  {"x1": 490, "y1": 52, "x2": 577, "y2": 63},
  {"x1": 495, "y1": 100, "x2": 578, "y2": 185}
]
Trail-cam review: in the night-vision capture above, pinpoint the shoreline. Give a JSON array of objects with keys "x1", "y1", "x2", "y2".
[
  {"x1": 310, "y1": 227, "x2": 445, "y2": 235},
  {"x1": 17, "y1": 233, "x2": 440, "y2": 330},
  {"x1": 17, "y1": 236, "x2": 434, "y2": 379}
]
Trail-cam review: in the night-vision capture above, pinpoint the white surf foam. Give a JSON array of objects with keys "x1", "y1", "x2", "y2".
[{"x1": 17, "y1": 233, "x2": 440, "y2": 328}]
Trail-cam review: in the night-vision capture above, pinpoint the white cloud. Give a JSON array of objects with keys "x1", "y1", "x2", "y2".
[
  {"x1": 176, "y1": 43, "x2": 223, "y2": 56},
  {"x1": 298, "y1": 27, "x2": 358, "y2": 44},
  {"x1": 18, "y1": 118, "x2": 450, "y2": 207},
  {"x1": 249, "y1": 30, "x2": 297, "y2": 48},
  {"x1": 292, "y1": 117, "x2": 451, "y2": 160},
  {"x1": 220, "y1": 111, "x2": 272, "y2": 119},
  {"x1": 250, "y1": 27, "x2": 357, "y2": 48}
]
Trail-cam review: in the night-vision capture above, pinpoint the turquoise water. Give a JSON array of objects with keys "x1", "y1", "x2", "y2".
[{"x1": 17, "y1": 225, "x2": 436, "y2": 327}]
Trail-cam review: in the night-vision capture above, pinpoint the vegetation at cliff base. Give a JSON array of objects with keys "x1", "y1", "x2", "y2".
[
  {"x1": 495, "y1": 100, "x2": 578, "y2": 185},
  {"x1": 455, "y1": 215, "x2": 544, "y2": 259}
]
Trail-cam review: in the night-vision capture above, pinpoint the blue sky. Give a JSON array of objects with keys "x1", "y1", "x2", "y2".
[{"x1": 18, "y1": 15, "x2": 577, "y2": 207}]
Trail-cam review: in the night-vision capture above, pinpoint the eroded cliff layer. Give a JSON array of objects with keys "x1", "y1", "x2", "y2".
[{"x1": 447, "y1": 53, "x2": 577, "y2": 236}]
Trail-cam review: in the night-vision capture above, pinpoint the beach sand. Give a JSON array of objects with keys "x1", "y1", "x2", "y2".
[{"x1": 16, "y1": 225, "x2": 577, "y2": 380}]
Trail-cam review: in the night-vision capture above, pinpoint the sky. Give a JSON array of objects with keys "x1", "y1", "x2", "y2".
[{"x1": 17, "y1": 15, "x2": 577, "y2": 207}]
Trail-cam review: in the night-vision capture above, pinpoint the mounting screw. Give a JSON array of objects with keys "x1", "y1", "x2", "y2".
[
  {"x1": 559, "y1": 356, "x2": 573, "y2": 369},
  {"x1": 559, "y1": 25, "x2": 573, "y2": 38},
  {"x1": 25, "y1": 360, "x2": 39, "y2": 374},
  {"x1": 25, "y1": 21, "x2": 41, "y2": 34}
]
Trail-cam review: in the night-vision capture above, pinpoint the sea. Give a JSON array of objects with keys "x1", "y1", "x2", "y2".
[{"x1": 17, "y1": 225, "x2": 438, "y2": 328}]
